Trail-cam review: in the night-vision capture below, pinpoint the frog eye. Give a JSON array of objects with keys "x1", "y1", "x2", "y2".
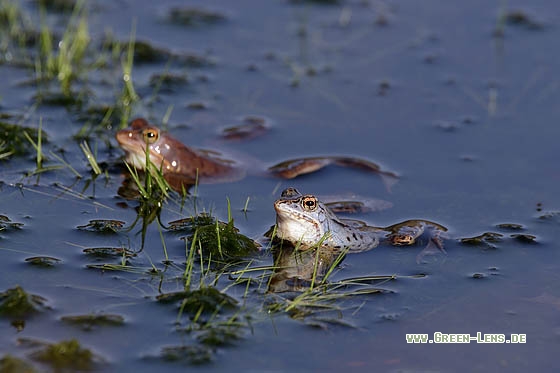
[
  {"x1": 301, "y1": 196, "x2": 318, "y2": 211},
  {"x1": 142, "y1": 128, "x2": 159, "y2": 144}
]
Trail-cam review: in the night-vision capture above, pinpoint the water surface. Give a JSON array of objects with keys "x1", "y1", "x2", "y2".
[{"x1": 1, "y1": 0, "x2": 559, "y2": 371}]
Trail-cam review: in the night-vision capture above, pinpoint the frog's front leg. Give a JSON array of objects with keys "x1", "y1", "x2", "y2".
[{"x1": 416, "y1": 227, "x2": 447, "y2": 264}]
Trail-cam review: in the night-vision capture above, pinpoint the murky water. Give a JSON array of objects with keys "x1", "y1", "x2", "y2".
[{"x1": 1, "y1": 0, "x2": 559, "y2": 371}]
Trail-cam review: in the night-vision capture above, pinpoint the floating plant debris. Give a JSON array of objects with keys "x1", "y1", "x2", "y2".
[
  {"x1": 537, "y1": 211, "x2": 560, "y2": 221},
  {"x1": 510, "y1": 234, "x2": 537, "y2": 243},
  {"x1": 503, "y1": 10, "x2": 545, "y2": 30},
  {"x1": 220, "y1": 116, "x2": 269, "y2": 141},
  {"x1": 61, "y1": 313, "x2": 125, "y2": 331},
  {"x1": 460, "y1": 232, "x2": 504, "y2": 249},
  {"x1": 0, "y1": 355, "x2": 35, "y2": 373},
  {"x1": 107, "y1": 39, "x2": 214, "y2": 67},
  {"x1": 33, "y1": 91, "x2": 84, "y2": 108},
  {"x1": 34, "y1": 0, "x2": 78, "y2": 13},
  {"x1": 82, "y1": 247, "x2": 135, "y2": 258},
  {"x1": 0, "y1": 286, "x2": 50, "y2": 318},
  {"x1": 168, "y1": 214, "x2": 215, "y2": 231},
  {"x1": 24, "y1": 256, "x2": 61, "y2": 267},
  {"x1": 77, "y1": 219, "x2": 126, "y2": 233},
  {"x1": 0, "y1": 215, "x2": 24, "y2": 230},
  {"x1": 496, "y1": 223, "x2": 524, "y2": 230},
  {"x1": 324, "y1": 201, "x2": 368, "y2": 214},
  {"x1": 194, "y1": 323, "x2": 245, "y2": 347},
  {"x1": 158, "y1": 344, "x2": 213, "y2": 365},
  {"x1": 26, "y1": 338, "x2": 103, "y2": 371},
  {"x1": 167, "y1": 7, "x2": 226, "y2": 26},
  {"x1": 149, "y1": 72, "x2": 188, "y2": 91},
  {"x1": 186, "y1": 101, "x2": 209, "y2": 110}
]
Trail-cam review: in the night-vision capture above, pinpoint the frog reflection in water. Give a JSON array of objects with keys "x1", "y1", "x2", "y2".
[
  {"x1": 274, "y1": 187, "x2": 447, "y2": 254},
  {"x1": 115, "y1": 118, "x2": 398, "y2": 192}
]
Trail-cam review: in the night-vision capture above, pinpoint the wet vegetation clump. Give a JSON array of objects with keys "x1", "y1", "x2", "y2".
[
  {"x1": 172, "y1": 214, "x2": 259, "y2": 260},
  {"x1": 0, "y1": 215, "x2": 24, "y2": 230},
  {"x1": 34, "y1": 0, "x2": 77, "y2": 14},
  {"x1": 149, "y1": 72, "x2": 189, "y2": 92},
  {"x1": 503, "y1": 10, "x2": 545, "y2": 30},
  {"x1": 496, "y1": 223, "x2": 524, "y2": 230},
  {"x1": 61, "y1": 313, "x2": 125, "y2": 331},
  {"x1": 0, "y1": 286, "x2": 49, "y2": 318},
  {"x1": 167, "y1": 7, "x2": 227, "y2": 27},
  {"x1": 82, "y1": 247, "x2": 135, "y2": 259},
  {"x1": 194, "y1": 322, "x2": 245, "y2": 347},
  {"x1": 105, "y1": 39, "x2": 170, "y2": 65},
  {"x1": 32, "y1": 91, "x2": 85, "y2": 108},
  {"x1": 76, "y1": 219, "x2": 126, "y2": 233},
  {"x1": 157, "y1": 286, "x2": 238, "y2": 316},
  {"x1": 0, "y1": 121, "x2": 48, "y2": 158},
  {"x1": 220, "y1": 116, "x2": 269, "y2": 141},
  {"x1": 494, "y1": 8, "x2": 546, "y2": 37},
  {"x1": 24, "y1": 256, "x2": 62, "y2": 267},
  {"x1": 159, "y1": 344, "x2": 213, "y2": 365},
  {"x1": 26, "y1": 338, "x2": 102, "y2": 371},
  {"x1": 510, "y1": 233, "x2": 537, "y2": 243},
  {"x1": 106, "y1": 38, "x2": 214, "y2": 67},
  {"x1": 460, "y1": 232, "x2": 504, "y2": 249},
  {"x1": 0, "y1": 355, "x2": 36, "y2": 373}
]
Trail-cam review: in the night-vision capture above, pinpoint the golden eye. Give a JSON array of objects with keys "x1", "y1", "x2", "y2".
[
  {"x1": 142, "y1": 128, "x2": 159, "y2": 144},
  {"x1": 301, "y1": 196, "x2": 317, "y2": 211}
]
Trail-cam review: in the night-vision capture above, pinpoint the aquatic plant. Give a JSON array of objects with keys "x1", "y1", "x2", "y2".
[
  {"x1": 181, "y1": 218, "x2": 259, "y2": 261},
  {"x1": 0, "y1": 0, "x2": 39, "y2": 66},
  {"x1": 0, "y1": 215, "x2": 24, "y2": 230},
  {"x1": 61, "y1": 313, "x2": 125, "y2": 331},
  {"x1": 36, "y1": 0, "x2": 91, "y2": 98},
  {"x1": 24, "y1": 256, "x2": 62, "y2": 267},
  {"x1": 0, "y1": 355, "x2": 36, "y2": 373},
  {"x1": 158, "y1": 344, "x2": 213, "y2": 365},
  {"x1": 460, "y1": 232, "x2": 504, "y2": 249},
  {"x1": 0, "y1": 286, "x2": 50, "y2": 318},
  {"x1": 28, "y1": 338, "x2": 101, "y2": 371},
  {"x1": 0, "y1": 120, "x2": 48, "y2": 158},
  {"x1": 76, "y1": 219, "x2": 126, "y2": 233},
  {"x1": 157, "y1": 286, "x2": 238, "y2": 316},
  {"x1": 35, "y1": 0, "x2": 77, "y2": 14},
  {"x1": 166, "y1": 7, "x2": 226, "y2": 27}
]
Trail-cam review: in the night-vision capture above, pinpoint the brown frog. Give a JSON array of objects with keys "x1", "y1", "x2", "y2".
[{"x1": 115, "y1": 118, "x2": 398, "y2": 192}]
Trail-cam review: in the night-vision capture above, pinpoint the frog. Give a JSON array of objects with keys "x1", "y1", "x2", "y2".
[
  {"x1": 115, "y1": 118, "x2": 398, "y2": 192},
  {"x1": 273, "y1": 187, "x2": 447, "y2": 255}
]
